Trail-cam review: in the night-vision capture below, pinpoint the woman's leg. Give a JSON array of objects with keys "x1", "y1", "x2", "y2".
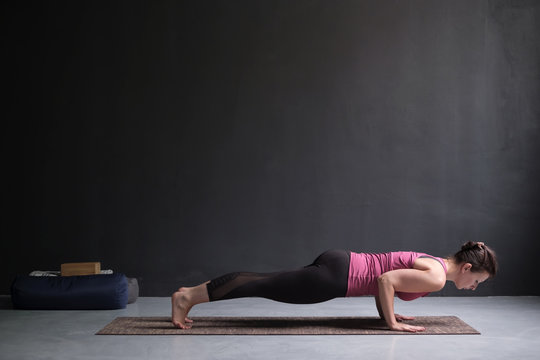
[
  {"x1": 207, "y1": 249, "x2": 350, "y2": 303},
  {"x1": 171, "y1": 249, "x2": 350, "y2": 328}
]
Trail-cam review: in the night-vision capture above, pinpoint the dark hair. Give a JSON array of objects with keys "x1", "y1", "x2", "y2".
[{"x1": 453, "y1": 241, "x2": 498, "y2": 278}]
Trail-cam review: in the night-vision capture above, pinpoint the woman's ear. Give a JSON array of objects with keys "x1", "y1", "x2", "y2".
[{"x1": 462, "y1": 263, "x2": 472, "y2": 272}]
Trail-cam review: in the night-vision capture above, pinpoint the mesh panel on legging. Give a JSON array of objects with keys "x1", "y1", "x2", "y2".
[{"x1": 206, "y1": 249, "x2": 350, "y2": 304}]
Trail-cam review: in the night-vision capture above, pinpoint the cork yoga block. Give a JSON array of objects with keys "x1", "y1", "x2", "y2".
[{"x1": 61, "y1": 262, "x2": 101, "y2": 276}]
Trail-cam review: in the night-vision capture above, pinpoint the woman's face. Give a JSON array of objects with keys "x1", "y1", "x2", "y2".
[{"x1": 455, "y1": 264, "x2": 490, "y2": 291}]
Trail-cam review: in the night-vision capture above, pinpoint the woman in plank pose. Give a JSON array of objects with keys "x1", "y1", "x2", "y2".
[{"x1": 171, "y1": 241, "x2": 497, "y2": 332}]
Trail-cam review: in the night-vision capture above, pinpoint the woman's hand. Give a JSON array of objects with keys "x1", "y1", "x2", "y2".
[
  {"x1": 389, "y1": 322, "x2": 426, "y2": 333},
  {"x1": 390, "y1": 313, "x2": 424, "y2": 332},
  {"x1": 395, "y1": 314, "x2": 415, "y2": 322}
]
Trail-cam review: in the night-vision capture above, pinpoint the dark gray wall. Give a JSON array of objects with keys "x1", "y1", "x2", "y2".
[{"x1": 2, "y1": 0, "x2": 539, "y2": 296}]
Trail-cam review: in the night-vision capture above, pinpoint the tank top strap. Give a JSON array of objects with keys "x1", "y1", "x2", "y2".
[{"x1": 418, "y1": 255, "x2": 447, "y2": 273}]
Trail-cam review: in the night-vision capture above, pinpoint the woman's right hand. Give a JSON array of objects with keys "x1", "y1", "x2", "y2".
[{"x1": 389, "y1": 322, "x2": 426, "y2": 333}]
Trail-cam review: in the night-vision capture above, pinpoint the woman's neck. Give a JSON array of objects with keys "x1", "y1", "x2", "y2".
[{"x1": 443, "y1": 258, "x2": 459, "y2": 282}]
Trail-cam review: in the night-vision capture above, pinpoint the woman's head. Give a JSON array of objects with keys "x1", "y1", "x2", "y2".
[
  {"x1": 453, "y1": 241, "x2": 498, "y2": 278},
  {"x1": 449, "y1": 242, "x2": 497, "y2": 291}
]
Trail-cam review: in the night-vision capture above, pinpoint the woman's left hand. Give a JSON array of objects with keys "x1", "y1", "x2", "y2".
[
  {"x1": 395, "y1": 314, "x2": 415, "y2": 322},
  {"x1": 389, "y1": 322, "x2": 426, "y2": 333}
]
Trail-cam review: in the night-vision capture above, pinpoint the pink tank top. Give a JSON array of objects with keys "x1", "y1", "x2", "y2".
[{"x1": 346, "y1": 251, "x2": 447, "y2": 301}]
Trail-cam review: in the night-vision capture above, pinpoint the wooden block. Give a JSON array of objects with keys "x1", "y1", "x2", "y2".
[{"x1": 61, "y1": 262, "x2": 101, "y2": 276}]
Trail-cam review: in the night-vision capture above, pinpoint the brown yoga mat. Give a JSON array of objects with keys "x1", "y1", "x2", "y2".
[{"x1": 96, "y1": 316, "x2": 480, "y2": 335}]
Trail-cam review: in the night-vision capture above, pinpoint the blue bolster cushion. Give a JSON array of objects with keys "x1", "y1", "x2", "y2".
[{"x1": 11, "y1": 273, "x2": 129, "y2": 310}]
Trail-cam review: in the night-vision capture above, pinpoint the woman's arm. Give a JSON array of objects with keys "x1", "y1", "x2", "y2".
[
  {"x1": 377, "y1": 267, "x2": 446, "y2": 332},
  {"x1": 375, "y1": 295, "x2": 384, "y2": 319}
]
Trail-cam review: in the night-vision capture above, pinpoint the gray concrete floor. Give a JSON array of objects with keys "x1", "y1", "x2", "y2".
[{"x1": 0, "y1": 296, "x2": 539, "y2": 360}]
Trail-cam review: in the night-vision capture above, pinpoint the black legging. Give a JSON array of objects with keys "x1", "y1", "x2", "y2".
[{"x1": 206, "y1": 249, "x2": 350, "y2": 304}]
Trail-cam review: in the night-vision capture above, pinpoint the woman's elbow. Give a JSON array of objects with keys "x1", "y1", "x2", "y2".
[
  {"x1": 428, "y1": 272, "x2": 446, "y2": 291},
  {"x1": 434, "y1": 276, "x2": 446, "y2": 291},
  {"x1": 377, "y1": 274, "x2": 392, "y2": 287}
]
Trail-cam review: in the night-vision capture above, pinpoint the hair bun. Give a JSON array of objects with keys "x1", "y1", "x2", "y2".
[{"x1": 461, "y1": 241, "x2": 480, "y2": 251}]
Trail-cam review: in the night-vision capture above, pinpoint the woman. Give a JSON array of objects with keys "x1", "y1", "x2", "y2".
[{"x1": 171, "y1": 241, "x2": 497, "y2": 332}]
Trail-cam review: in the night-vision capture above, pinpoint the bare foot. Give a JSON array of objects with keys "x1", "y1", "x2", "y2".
[
  {"x1": 171, "y1": 282, "x2": 210, "y2": 329},
  {"x1": 171, "y1": 288, "x2": 193, "y2": 329}
]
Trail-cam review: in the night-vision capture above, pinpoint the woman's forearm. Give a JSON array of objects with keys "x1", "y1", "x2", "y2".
[
  {"x1": 374, "y1": 296, "x2": 384, "y2": 319},
  {"x1": 377, "y1": 274, "x2": 397, "y2": 328}
]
